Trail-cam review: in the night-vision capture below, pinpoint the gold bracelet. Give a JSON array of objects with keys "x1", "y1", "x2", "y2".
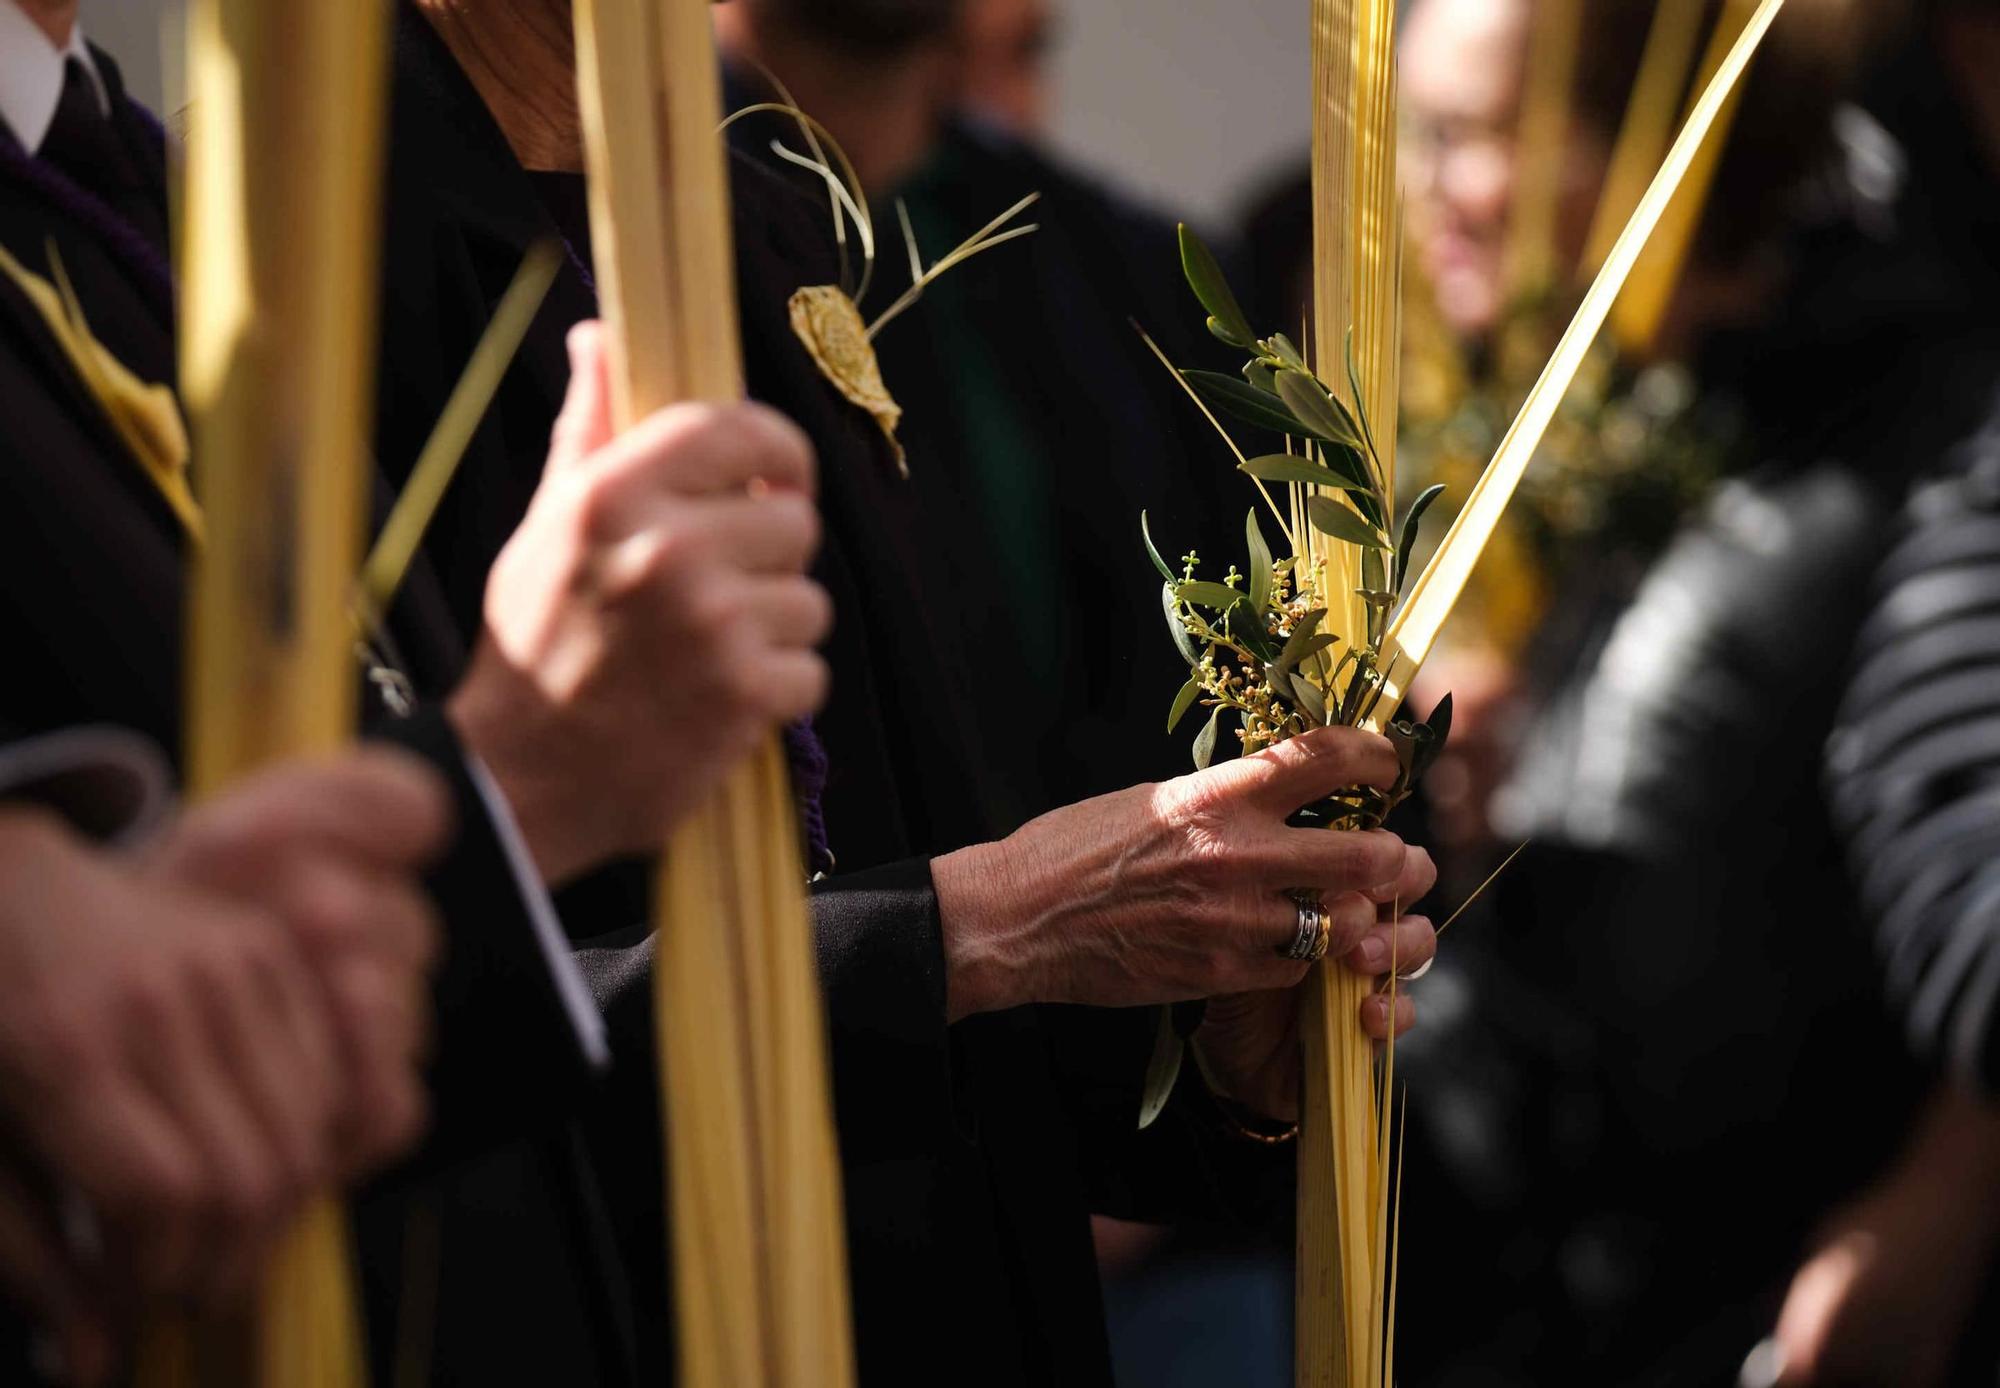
[{"x1": 1211, "y1": 1093, "x2": 1300, "y2": 1146}]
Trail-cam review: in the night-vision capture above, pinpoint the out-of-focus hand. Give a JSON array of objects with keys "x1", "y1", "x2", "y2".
[
  {"x1": 0, "y1": 808, "x2": 345, "y2": 1342},
  {"x1": 1768, "y1": 1088, "x2": 2000, "y2": 1388},
  {"x1": 1194, "y1": 898, "x2": 1434, "y2": 1124},
  {"x1": 450, "y1": 320, "x2": 833, "y2": 885},
  {"x1": 932, "y1": 727, "x2": 1438, "y2": 1044},
  {"x1": 1410, "y1": 650, "x2": 1519, "y2": 854},
  {"x1": 144, "y1": 749, "x2": 451, "y2": 1181}
]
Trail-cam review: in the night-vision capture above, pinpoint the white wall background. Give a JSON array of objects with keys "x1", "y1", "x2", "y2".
[
  {"x1": 80, "y1": 0, "x2": 1313, "y2": 230},
  {"x1": 1045, "y1": 0, "x2": 1312, "y2": 230},
  {"x1": 80, "y1": 1, "x2": 183, "y2": 111}
]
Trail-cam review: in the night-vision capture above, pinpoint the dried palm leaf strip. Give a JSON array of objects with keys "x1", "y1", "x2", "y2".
[
  {"x1": 1303, "y1": 2, "x2": 1401, "y2": 1383},
  {"x1": 571, "y1": 2, "x2": 856, "y2": 1384},
  {"x1": 144, "y1": 1, "x2": 393, "y2": 1385}
]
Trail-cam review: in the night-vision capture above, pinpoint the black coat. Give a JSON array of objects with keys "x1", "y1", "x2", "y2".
[
  {"x1": 375, "y1": 14, "x2": 1290, "y2": 1385},
  {"x1": 0, "y1": 40, "x2": 609, "y2": 1386}
]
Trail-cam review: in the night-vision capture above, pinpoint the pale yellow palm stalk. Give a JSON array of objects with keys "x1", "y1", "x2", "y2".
[
  {"x1": 145, "y1": 1, "x2": 393, "y2": 1385},
  {"x1": 1302, "y1": 4, "x2": 1401, "y2": 1384},
  {"x1": 572, "y1": 2, "x2": 856, "y2": 1385},
  {"x1": 1291, "y1": 3, "x2": 1788, "y2": 1384}
]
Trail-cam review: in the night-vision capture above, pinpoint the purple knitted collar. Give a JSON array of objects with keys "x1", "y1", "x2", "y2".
[{"x1": 0, "y1": 103, "x2": 173, "y2": 324}]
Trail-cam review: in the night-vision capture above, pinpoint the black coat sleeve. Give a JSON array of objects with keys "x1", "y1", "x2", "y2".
[
  {"x1": 573, "y1": 854, "x2": 954, "y2": 1167},
  {"x1": 1829, "y1": 438, "x2": 2000, "y2": 1094},
  {"x1": 366, "y1": 706, "x2": 606, "y2": 1163}
]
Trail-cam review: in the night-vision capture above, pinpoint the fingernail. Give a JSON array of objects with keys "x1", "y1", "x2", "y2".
[{"x1": 1354, "y1": 936, "x2": 1387, "y2": 972}]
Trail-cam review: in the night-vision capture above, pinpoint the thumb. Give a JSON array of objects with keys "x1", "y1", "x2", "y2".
[{"x1": 548, "y1": 320, "x2": 615, "y2": 471}]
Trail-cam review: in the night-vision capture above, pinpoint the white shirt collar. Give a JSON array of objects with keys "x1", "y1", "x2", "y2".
[{"x1": 0, "y1": 3, "x2": 108, "y2": 156}]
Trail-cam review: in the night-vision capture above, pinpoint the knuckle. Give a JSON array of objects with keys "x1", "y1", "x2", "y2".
[
  {"x1": 573, "y1": 467, "x2": 634, "y2": 543},
  {"x1": 615, "y1": 526, "x2": 696, "y2": 603},
  {"x1": 797, "y1": 582, "x2": 835, "y2": 643},
  {"x1": 287, "y1": 864, "x2": 361, "y2": 950},
  {"x1": 772, "y1": 493, "x2": 821, "y2": 554},
  {"x1": 740, "y1": 403, "x2": 815, "y2": 478},
  {"x1": 687, "y1": 576, "x2": 744, "y2": 637},
  {"x1": 776, "y1": 655, "x2": 832, "y2": 720}
]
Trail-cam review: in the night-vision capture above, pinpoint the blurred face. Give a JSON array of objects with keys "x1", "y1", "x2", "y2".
[
  {"x1": 1401, "y1": 0, "x2": 1531, "y2": 339},
  {"x1": 954, "y1": 0, "x2": 1056, "y2": 136}
]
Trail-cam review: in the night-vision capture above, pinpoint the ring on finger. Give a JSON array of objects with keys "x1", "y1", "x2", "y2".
[{"x1": 1280, "y1": 894, "x2": 1331, "y2": 963}]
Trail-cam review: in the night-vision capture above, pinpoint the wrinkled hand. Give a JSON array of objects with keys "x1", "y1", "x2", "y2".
[
  {"x1": 0, "y1": 817, "x2": 334, "y2": 1367},
  {"x1": 145, "y1": 749, "x2": 450, "y2": 1180},
  {"x1": 1769, "y1": 1089, "x2": 2000, "y2": 1388},
  {"x1": 450, "y1": 320, "x2": 833, "y2": 885},
  {"x1": 933, "y1": 728, "x2": 1438, "y2": 1046}
]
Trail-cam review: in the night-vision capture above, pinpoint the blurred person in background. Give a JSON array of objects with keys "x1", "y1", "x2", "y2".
[
  {"x1": 714, "y1": 3, "x2": 1332, "y2": 1381},
  {"x1": 1238, "y1": 0, "x2": 1995, "y2": 1378},
  {"x1": 385, "y1": 4, "x2": 1440, "y2": 1385},
  {"x1": 1758, "y1": 3, "x2": 2000, "y2": 1382},
  {"x1": 953, "y1": 0, "x2": 1057, "y2": 135},
  {"x1": 1383, "y1": 0, "x2": 2000, "y2": 1382},
  {"x1": 715, "y1": 0, "x2": 1242, "y2": 821}
]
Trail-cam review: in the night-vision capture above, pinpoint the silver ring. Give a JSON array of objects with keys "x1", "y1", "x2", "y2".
[{"x1": 1282, "y1": 897, "x2": 1329, "y2": 962}]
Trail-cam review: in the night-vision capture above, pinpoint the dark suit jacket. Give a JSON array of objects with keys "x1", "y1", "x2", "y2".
[
  {"x1": 0, "y1": 40, "x2": 615, "y2": 1386},
  {"x1": 376, "y1": 14, "x2": 1291, "y2": 1385}
]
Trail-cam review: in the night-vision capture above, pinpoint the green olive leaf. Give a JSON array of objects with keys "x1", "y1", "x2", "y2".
[
  {"x1": 1192, "y1": 706, "x2": 1223, "y2": 770},
  {"x1": 1138, "y1": 1006, "x2": 1185, "y2": 1129},
  {"x1": 1240, "y1": 453, "x2": 1371, "y2": 490},
  {"x1": 1243, "y1": 360, "x2": 1279, "y2": 394},
  {"x1": 1274, "y1": 370, "x2": 1363, "y2": 450},
  {"x1": 1394, "y1": 483, "x2": 1448, "y2": 591},
  {"x1": 1175, "y1": 579, "x2": 1248, "y2": 610},
  {"x1": 1344, "y1": 326, "x2": 1380, "y2": 462},
  {"x1": 1226, "y1": 604, "x2": 1279, "y2": 663},
  {"x1": 1283, "y1": 632, "x2": 1339, "y2": 672},
  {"x1": 1307, "y1": 496, "x2": 1390, "y2": 549},
  {"x1": 1184, "y1": 370, "x2": 1323, "y2": 440},
  {"x1": 1416, "y1": 691, "x2": 1454, "y2": 775},
  {"x1": 1178, "y1": 224, "x2": 1254, "y2": 348},
  {"x1": 1263, "y1": 333, "x2": 1309, "y2": 373},
  {"x1": 1288, "y1": 670, "x2": 1328, "y2": 724},
  {"x1": 1166, "y1": 676, "x2": 1202, "y2": 733},
  {"x1": 1274, "y1": 608, "x2": 1328, "y2": 670},
  {"x1": 1317, "y1": 441, "x2": 1378, "y2": 494},
  {"x1": 1245, "y1": 510, "x2": 1273, "y2": 614},
  {"x1": 1362, "y1": 547, "x2": 1388, "y2": 595},
  {"x1": 1140, "y1": 510, "x2": 1176, "y2": 583},
  {"x1": 1162, "y1": 584, "x2": 1200, "y2": 666}
]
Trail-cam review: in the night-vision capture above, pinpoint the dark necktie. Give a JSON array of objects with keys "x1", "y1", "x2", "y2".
[{"x1": 38, "y1": 56, "x2": 167, "y2": 256}]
